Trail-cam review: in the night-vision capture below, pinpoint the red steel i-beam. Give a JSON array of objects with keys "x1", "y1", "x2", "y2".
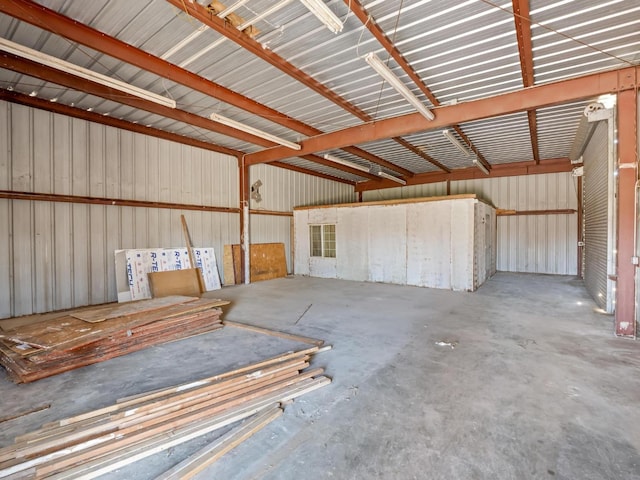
[{"x1": 615, "y1": 87, "x2": 638, "y2": 337}]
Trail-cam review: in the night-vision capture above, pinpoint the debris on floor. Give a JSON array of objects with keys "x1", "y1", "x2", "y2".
[
  {"x1": 0, "y1": 296, "x2": 229, "y2": 383},
  {"x1": 0, "y1": 346, "x2": 330, "y2": 478},
  {"x1": 434, "y1": 340, "x2": 458, "y2": 349}
]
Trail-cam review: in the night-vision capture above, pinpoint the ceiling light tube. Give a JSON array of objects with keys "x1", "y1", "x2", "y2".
[
  {"x1": 324, "y1": 154, "x2": 370, "y2": 173},
  {"x1": 0, "y1": 38, "x2": 177, "y2": 109},
  {"x1": 211, "y1": 112, "x2": 301, "y2": 150},
  {"x1": 377, "y1": 171, "x2": 407, "y2": 185},
  {"x1": 299, "y1": 0, "x2": 344, "y2": 33},
  {"x1": 364, "y1": 52, "x2": 434, "y2": 121},
  {"x1": 442, "y1": 129, "x2": 470, "y2": 156},
  {"x1": 472, "y1": 158, "x2": 490, "y2": 175}
]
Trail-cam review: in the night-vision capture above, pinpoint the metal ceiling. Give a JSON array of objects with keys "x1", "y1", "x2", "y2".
[{"x1": 0, "y1": 0, "x2": 638, "y2": 187}]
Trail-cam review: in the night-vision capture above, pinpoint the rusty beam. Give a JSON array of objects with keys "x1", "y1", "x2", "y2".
[
  {"x1": 392, "y1": 137, "x2": 451, "y2": 173},
  {"x1": 512, "y1": 0, "x2": 540, "y2": 163},
  {"x1": 167, "y1": 0, "x2": 423, "y2": 174},
  {"x1": 1, "y1": 0, "x2": 398, "y2": 177},
  {"x1": 496, "y1": 208, "x2": 577, "y2": 216},
  {"x1": 166, "y1": 0, "x2": 369, "y2": 121},
  {"x1": 0, "y1": 190, "x2": 240, "y2": 214},
  {"x1": 0, "y1": 53, "x2": 280, "y2": 147},
  {"x1": 249, "y1": 209, "x2": 293, "y2": 217},
  {"x1": 302, "y1": 155, "x2": 380, "y2": 181},
  {"x1": 245, "y1": 66, "x2": 638, "y2": 165},
  {"x1": 346, "y1": 0, "x2": 488, "y2": 172},
  {"x1": 615, "y1": 88, "x2": 638, "y2": 337},
  {"x1": 355, "y1": 157, "x2": 572, "y2": 192},
  {"x1": 0, "y1": 0, "x2": 308, "y2": 134},
  {"x1": 0, "y1": 89, "x2": 242, "y2": 157}
]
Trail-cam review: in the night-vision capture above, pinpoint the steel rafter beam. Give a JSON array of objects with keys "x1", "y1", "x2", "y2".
[
  {"x1": 345, "y1": 0, "x2": 487, "y2": 172},
  {"x1": 166, "y1": 0, "x2": 423, "y2": 177},
  {"x1": 245, "y1": 66, "x2": 639, "y2": 165},
  {"x1": 512, "y1": 0, "x2": 540, "y2": 163},
  {"x1": 0, "y1": 0, "x2": 397, "y2": 179},
  {"x1": 0, "y1": 53, "x2": 277, "y2": 146},
  {"x1": 355, "y1": 158, "x2": 572, "y2": 192}
]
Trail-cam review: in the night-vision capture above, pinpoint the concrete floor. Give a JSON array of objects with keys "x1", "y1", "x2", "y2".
[{"x1": 1, "y1": 273, "x2": 639, "y2": 479}]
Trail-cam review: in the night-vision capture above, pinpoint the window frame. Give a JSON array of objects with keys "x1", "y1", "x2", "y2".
[{"x1": 309, "y1": 224, "x2": 336, "y2": 258}]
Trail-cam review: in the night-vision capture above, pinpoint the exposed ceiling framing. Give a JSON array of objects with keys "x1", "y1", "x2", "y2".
[{"x1": 0, "y1": 0, "x2": 638, "y2": 190}]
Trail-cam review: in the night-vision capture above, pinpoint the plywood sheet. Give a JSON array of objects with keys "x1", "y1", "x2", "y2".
[
  {"x1": 250, "y1": 243, "x2": 287, "y2": 282},
  {"x1": 222, "y1": 245, "x2": 236, "y2": 286},
  {"x1": 148, "y1": 270, "x2": 201, "y2": 298}
]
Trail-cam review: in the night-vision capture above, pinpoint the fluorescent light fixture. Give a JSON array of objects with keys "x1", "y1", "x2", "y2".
[
  {"x1": 377, "y1": 171, "x2": 406, "y2": 185},
  {"x1": 211, "y1": 112, "x2": 301, "y2": 150},
  {"x1": 299, "y1": 0, "x2": 344, "y2": 33},
  {"x1": 364, "y1": 52, "x2": 434, "y2": 121},
  {"x1": 472, "y1": 158, "x2": 489, "y2": 175},
  {"x1": 324, "y1": 154, "x2": 370, "y2": 173},
  {"x1": 0, "y1": 38, "x2": 177, "y2": 109},
  {"x1": 442, "y1": 129, "x2": 470, "y2": 156}
]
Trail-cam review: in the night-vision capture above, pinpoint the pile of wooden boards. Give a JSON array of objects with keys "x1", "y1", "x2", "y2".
[
  {"x1": 0, "y1": 296, "x2": 228, "y2": 383},
  {"x1": 0, "y1": 347, "x2": 330, "y2": 479}
]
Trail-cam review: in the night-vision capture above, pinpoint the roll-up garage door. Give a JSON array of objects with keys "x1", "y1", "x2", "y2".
[{"x1": 582, "y1": 119, "x2": 614, "y2": 312}]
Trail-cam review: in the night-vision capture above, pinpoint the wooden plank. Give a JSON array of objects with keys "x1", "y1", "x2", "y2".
[
  {"x1": 70, "y1": 296, "x2": 199, "y2": 323},
  {"x1": 148, "y1": 270, "x2": 201, "y2": 298},
  {"x1": 222, "y1": 245, "x2": 236, "y2": 286},
  {"x1": 180, "y1": 215, "x2": 205, "y2": 293},
  {"x1": 156, "y1": 407, "x2": 283, "y2": 480},
  {"x1": 223, "y1": 320, "x2": 324, "y2": 346},
  {"x1": 28, "y1": 377, "x2": 332, "y2": 478}
]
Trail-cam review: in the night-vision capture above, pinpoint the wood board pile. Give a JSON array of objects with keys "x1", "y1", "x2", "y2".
[
  {"x1": 0, "y1": 297, "x2": 228, "y2": 384},
  {"x1": 0, "y1": 347, "x2": 330, "y2": 479}
]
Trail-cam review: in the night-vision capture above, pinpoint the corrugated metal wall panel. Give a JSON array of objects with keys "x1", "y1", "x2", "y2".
[
  {"x1": 249, "y1": 163, "x2": 356, "y2": 273},
  {"x1": 365, "y1": 173, "x2": 578, "y2": 275},
  {"x1": 0, "y1": 101, "x2": 240, "y2": 318},
  {"x1": 583, "y1": 120, "x2": 611, "y2": 311}
]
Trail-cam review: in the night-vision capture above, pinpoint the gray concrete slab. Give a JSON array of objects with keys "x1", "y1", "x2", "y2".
[{"x1": 1, "y1": 273, "x2": 639, "y2": 479}]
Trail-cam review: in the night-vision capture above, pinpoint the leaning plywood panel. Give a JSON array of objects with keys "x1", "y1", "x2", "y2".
[
  {"x1": 406, "y1": 201, "x2": 452, "y2": 289},
  {"x1": 336, "y1": 208, "x2": 369, "y2": 282},
  {"x1": 367, "y1": 205, "x2": 407, "y2": 285}
]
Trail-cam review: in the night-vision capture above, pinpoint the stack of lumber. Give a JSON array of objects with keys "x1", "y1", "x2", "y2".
[
  {"x1": 0, "y1": 297, "x2": 228, "y2": 383},
  {"x1": 0, "y1": 347, "x2": 330, "y2": 479}
]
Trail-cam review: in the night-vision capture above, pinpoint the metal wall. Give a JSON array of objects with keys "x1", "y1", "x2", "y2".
[
  {"x1": 364, "y1": 173, "x2": 578, "y2": 275},
  {"x1": 249, "y1": 164, "x2": 356, "y2": 273},
  {"x1": 583, "y1": 120, "x2": 614, "y2": 312},
  {"x1": 0, "y1": 101, "x2": 240, "y2": 318}
]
